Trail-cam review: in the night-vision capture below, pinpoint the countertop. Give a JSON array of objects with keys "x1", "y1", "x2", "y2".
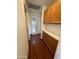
[{"x1": 43, "y1": 24, "x2": 61, "y2": 40}]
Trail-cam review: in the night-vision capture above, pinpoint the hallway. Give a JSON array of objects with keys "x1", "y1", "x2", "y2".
[
  {"x1": 17, "y1": 0, "x2": 61, "y2": 59},
  {"x1": 28, "y1": 34, "x2": 54, "y2": 59}
]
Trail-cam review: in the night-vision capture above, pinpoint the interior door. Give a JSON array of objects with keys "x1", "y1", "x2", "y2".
[{"x1": 31, "y1": 16, "x2": 39, "y2": 34}]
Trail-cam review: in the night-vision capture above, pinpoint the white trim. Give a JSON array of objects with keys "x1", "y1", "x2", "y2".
[{"x1": 41, "y1": 6, "x2": 47, "y2": 39}]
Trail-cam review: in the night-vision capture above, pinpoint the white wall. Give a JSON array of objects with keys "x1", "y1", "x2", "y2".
[
  {"x1": 28, "y1": 8, "x2": 41, "y2": 35},
  {"x1": 17, "y1": 0, "x2": 29, "y2": 59}
]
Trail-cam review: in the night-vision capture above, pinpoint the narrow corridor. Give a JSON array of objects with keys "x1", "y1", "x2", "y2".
[{"x1": 28, "y1": 34, "x2": 54, "y2": 59}]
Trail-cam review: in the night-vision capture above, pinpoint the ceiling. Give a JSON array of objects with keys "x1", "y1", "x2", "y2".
[
  {"x1": 26, "y1": 0, "x2": 53, "y2": 6},
  {"x1": 28, "y1": 3, "x2": 41, "y2": 9}
]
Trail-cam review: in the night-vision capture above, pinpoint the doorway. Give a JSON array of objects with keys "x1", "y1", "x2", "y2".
[{"x1": 31, "y1": 16, "x2": 39, "y2": 34}]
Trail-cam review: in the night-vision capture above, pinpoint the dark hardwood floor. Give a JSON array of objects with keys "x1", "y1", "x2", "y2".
[{"x1": 28, "y1": 34, "x2": 54, "y2": 59}]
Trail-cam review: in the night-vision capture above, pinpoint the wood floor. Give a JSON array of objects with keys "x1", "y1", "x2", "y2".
[{"x1": 28, "y1": 34, "x2": 54, "y2": 59}]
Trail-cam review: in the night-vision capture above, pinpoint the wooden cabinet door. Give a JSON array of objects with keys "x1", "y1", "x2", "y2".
[
  {"x1": 44, "y1": 8, "x2": 50, "y2": 23},
  {"x1": 47, "y1": 7, "x2": 52, "y2": 23},
  {"x1": 43, "y1": 32, "x2": 58, "y2": 55},
  {"x1": 50, "y1": 1, "x2": 61, "y2": 23},
  {"x1": 44, "y1": 10, "x2": 47, "y2": 23},
  {"x1": 44, "y1": 9, "x2": 49, "y2": 23},
  {"x1": 54, "y1": 1, "x2": 61, "y2": 23},
  {"x1": 44, "y1": 0, "x2": 61, "y2": 24}
]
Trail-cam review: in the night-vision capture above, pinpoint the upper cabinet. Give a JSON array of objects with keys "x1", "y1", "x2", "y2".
[{"x1": 44, "y1": 0, "x2": 61, "y2": 24}]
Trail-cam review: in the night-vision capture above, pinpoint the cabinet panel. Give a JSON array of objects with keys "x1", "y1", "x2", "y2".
[
  {"x1": 53, "y1": 1, "x2": 61, "y2": 22},
  {"x1": 44, "y1": 0, "x2": 61, "y2": 24},
  {"x1": 42, "y1": 32, "x2": 58, "y2": 55},
  {"x1": 44, "y1": 7, "x2": 50, "y2": 23},
  {"x1": 44, "y1": 9, "x2": 48, "y2": 23}
]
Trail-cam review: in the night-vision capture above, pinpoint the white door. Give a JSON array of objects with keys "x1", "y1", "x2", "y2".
[{"x1": 31, "y1": 16, "x2": 39, "y2": 34}]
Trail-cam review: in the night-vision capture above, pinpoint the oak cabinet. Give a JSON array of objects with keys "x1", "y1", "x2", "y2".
[
  {"x1": 44, "y1": 0, "x2": 61, "y2": 24},
  {"x1": 44, "y1": 9, "x2": 48, "y2": 23},
  {"x1": 42, "y1": 31, "x2": 58, "y2": 55},
  {"x1": 44, "y1": 7, "x2": 50, "y2": 23}
]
